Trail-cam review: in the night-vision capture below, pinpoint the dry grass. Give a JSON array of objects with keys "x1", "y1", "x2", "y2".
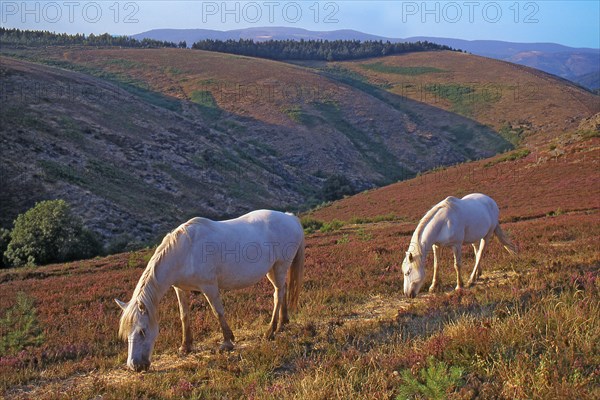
[{"x1": 1, "y1": 203, "x2": 598, "y2": 398}]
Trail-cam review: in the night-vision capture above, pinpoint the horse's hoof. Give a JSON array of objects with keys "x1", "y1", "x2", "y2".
[
  {"x1": 219, "y1": 341, "x2": 234, "y2": 352},
  {"x1": 264, "y1": 331, "x2": 275, "y2": 341},
  {"x1": 178, "y1": 346, "x2": 191, "y2": 355},
  {"x1": 429, "y1": 285, "x2": 439, "y2": 293}
]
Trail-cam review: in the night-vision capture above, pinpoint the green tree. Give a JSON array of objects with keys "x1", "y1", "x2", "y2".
[
  {"x1": 0, "y1": 228, "x2": 10, "y2": 268},
  {"x1": 4, "y1": 200, "x2": 101, "y2": 267}
]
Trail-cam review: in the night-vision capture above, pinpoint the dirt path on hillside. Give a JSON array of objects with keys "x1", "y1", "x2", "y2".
[{"x1": 6, "y1": 268, "x2": 520, "y2": 399}]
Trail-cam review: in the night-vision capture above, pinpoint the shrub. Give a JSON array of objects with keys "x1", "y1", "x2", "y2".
[
  {"x1": 0, "y1": 292, "x2": 44, "y2": 356},
  {"x1": 106, "y1": 233, "x2": 136, "y2": 255},
  {"x1": 4, "y1": 200, "x2": 101, "y2": 267},
  {"x1": 300, "y1": 217, "x2": 324, "y2": 234},
  {"x1": 320, "y1": 219, "x2": 344, "y2": 233},
  {"x1": 396, "y1": 357, "x2": 464, "y2": 400},
  {"x1": 336, "y1": 234, "x2": 350, "y2": 244},
  {"x1": 484, "y1": 148, "x2": 531, "y2": 168},
  {"x1": 321, "y1": 174, "x2": 355, "y2": 202}
]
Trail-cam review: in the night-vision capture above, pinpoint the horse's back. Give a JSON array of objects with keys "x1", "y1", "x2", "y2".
[
  {"x1": 227, "y1": 209, "x2": 303, "y2": 241},
  {"x1": 184, "y1": 210, "x2": 303, "y2": 252},
  {"x1": 180, "y1": 210, "x2": 303, "y2": 291},
  {"x1": 459, "y1": 194, "x2": 499, "y2": 219},
  {"x1": 453, "y1": 194, "x2": 499, "y2": 241}
]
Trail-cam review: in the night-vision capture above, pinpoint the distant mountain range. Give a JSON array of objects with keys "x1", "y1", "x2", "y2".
[{"x1": 132, "y1": 27, "x2": 600, "y2": 91}]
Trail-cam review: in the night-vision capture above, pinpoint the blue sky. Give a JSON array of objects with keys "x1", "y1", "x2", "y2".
[{"x1": 2, "y1": 1, "x2": 599, "y2": 48}]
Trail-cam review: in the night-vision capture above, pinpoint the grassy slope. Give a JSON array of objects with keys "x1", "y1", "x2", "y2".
[
  {"x1": 1, "y1": 48, "x2": 528, "y2": 240},
  {"x1": 337, "y1": 51, "x2": 599, "y2": 146},
  {"x1": 0, "y1": 56, "x2": 318, "y2": 241},
  {"x1": 1, "y1": 134, "x2": 598, "y2": 399}
]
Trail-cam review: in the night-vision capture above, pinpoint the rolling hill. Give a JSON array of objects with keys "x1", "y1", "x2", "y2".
[
  {"x1": 134, "y1": 27, "x2": 600, "y2": 90},
  {"x1": 330, "y1": 51, "x2": 599, "y2": 145},
  {"x1": 1, "y1": 44, "x2": 597, "y2": 244}
]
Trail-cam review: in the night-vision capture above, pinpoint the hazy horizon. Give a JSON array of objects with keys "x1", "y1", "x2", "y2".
[{"x1": 2, "y1": 1, "x2": 599, "y2": 49}]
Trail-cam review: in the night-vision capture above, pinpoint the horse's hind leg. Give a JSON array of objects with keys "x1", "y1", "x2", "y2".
[
  {"x1": 201, "y1": 285, "x2": 235, "y2": 351},
  {"x1": 452, "y1": 245, "x2": 464, "y2": 290},
  {"x1": 467, "y1": 238, "x2": 487, "y2": 287},
  {"x1": 265, "y1": 262, "x2": 288, "y2": 340},
  {"x1": 174, "y1": 287, "x2": 193, "y2": 354},
  {"x1": 429, "y1": 245, "x2": 441, "y2": 292}
]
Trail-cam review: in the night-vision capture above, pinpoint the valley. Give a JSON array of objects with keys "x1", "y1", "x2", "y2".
[{"x1": 1, "y1": 46, "x2": 596, "y2": 243}]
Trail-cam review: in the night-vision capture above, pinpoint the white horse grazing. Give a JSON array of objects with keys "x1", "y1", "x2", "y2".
[
  {"x1": 115, "y1": 210, "x2": 305, "y2": 372},
  {"x1": 402, "y1": 193, "x2": 517, "y2": 298}
]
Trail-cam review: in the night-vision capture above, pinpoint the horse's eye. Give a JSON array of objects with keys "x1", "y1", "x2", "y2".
[
  {"x1": 139, "y1": 329, "x2": 146, "y2": 338},
  {"x1": 404, "y1": 269, "x2": 411, "y2": 277}
]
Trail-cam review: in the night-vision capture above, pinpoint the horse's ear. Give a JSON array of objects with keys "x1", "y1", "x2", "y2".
[
  {"x1": 137, "y1": 301, "x2": 147, "y2": 314},
  {"x1": 408, "y1": 253, "x2": 414, "y2": 262},
  {"x1": 115, "y1": 299, "x2": 128, "y2": 311}
]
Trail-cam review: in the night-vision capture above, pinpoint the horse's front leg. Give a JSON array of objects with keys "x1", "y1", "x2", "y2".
[
  {"x1": 429, "y1": 245, "x2": 441, "y2": 292},
  {"x1": 202, "y1": 285, "x2": 235, "y2": 351},
  {"x1": 452, "y1": 245, "x2": 464, "y2": 290},
  {"x1": 174, "y1": 287, "x2": 193, "y2": 354}
]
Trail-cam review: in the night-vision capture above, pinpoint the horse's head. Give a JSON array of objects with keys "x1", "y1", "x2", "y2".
[
  {"x1": 402, "y1": 250, "x2": 425, "y2": 298},
  {"x1": 115, "y1": 298, "x2": 158, "y2": 372}
]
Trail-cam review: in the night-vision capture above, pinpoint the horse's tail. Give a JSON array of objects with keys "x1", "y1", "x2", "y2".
[
  {"x1": 287, "y1": 238, "x2": 305, "y2": 312},
  {"x1": 494, "y1": 224, "x2": 517, "y2": 255}
]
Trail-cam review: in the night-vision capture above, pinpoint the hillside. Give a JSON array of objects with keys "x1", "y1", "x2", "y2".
[
  {"x1": 2, "y1": 46, "x2": 598, "y2": 244},
  {"x1": 330, "y1": 51, "x2": 599, "y2": 145},
  {"x1": 0, "y1": 48, "x2": 522, "y2": 241},
  {"x1": 1, "y1": 134, "x2": 598, "y2": 399},
  {"x1": 573, "y1": 70, "x2": 600, "y2": 91},
  {"x1": 0, "y1": 57, "x2": 313, "y2": 241},
  {"x1": 310, "y1": 133, "x2": 599, "y2": 223}
]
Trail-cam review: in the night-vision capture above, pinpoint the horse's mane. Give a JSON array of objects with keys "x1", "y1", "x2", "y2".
[
  {"x1": 410, "y1": 197, "x2": 456, "y2": 255},
  {"x1": 118, "y1": 220, "x2": 197, "y2": 339}
]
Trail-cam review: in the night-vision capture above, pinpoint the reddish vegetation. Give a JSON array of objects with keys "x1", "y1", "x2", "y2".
[
  {"x1": 1, "y1": 190, "x2": 598, "y2": 397},
  {"x1": 310, "y1": 139, "x2": 600, "y2": 223}
]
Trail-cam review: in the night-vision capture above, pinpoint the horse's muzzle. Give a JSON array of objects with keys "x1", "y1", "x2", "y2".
[{"x1": 405, "y1": 291, "x2": 416, "y2": 299}]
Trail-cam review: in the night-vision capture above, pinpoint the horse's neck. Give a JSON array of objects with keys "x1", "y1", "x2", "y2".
[
  {"x1": 135, "y1": 258, "x2": 177, "y2": 308},
  {"x1": 413, "y1": 211, "x2": 444, "y2": 261}
]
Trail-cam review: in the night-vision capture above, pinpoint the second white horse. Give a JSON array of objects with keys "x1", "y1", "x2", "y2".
[{"x1": 402, "y1": 193, "x2": 517, "y2": 298}]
